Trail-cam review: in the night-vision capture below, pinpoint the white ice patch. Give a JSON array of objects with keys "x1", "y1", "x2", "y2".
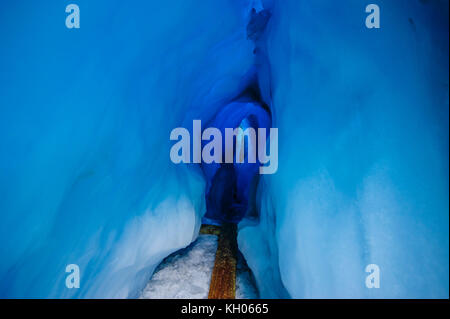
[
  {"x1": 140, "y1": 234, "x2": 259, "y2": 299},
  {"x1": 140, "y1": 235, "x2": 218, "y2": 299}
]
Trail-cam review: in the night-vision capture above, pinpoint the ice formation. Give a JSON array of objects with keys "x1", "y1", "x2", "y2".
[
  {"x1": 0, "y1": 0, "x2": 448, "y2": 298},
  {"x1": 139, "y1": 235, "x2": 258, "y2": 299},
  {"x1": 140, "y1": 235, "x2": 218, "y2": 299},
  {"x1": 238, "y1": 0, "x2": 449, "y2": 298}
]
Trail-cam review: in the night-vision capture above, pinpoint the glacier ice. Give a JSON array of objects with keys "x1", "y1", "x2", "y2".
[
  {"x1": 0, "y1": 0, "x2": 448, "y2": 299},
  {"x1": 238, "y1": 0, "x2": 449, "y2": 298}
]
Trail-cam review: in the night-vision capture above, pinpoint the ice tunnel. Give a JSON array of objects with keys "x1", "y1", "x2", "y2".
[
  {"x1": 201, "y1": 91, "x2": 272, "y2": 224},
  {"x1": 0, "y1": 0, "x2": 448, "y2": 299}
]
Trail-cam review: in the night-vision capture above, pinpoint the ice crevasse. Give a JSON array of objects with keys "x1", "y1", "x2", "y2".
[{"x1": 0, "y1": 0, "x2": 448, "y2": 298}]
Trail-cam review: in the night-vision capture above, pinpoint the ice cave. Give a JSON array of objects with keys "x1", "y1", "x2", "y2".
[{"x1": 0, "y1": 0, "x2": 448, "y2": 299}]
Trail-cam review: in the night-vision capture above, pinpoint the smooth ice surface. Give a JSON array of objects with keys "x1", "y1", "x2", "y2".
[
  {"x1": 0, "y1": 0, "x2": 255, "y2": 298},
  {"x1": 238, "y1": 0, "x2": 449, "y2": 299},
  {"x1": 236, "y1": 251, "x2": 260, "y2": 299}
]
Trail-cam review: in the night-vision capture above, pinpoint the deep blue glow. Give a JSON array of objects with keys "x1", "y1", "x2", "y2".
[{"x1": 201, "y1": 99, "x2": 271, "y2": 223}]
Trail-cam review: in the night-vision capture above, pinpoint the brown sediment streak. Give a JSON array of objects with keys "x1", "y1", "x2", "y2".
[
  {"x1": 199, "y1": 224, "x2": 221, "y2": 236},
  {"x1": 208, "y1": 223, "x2": 237, "y2": 299}
]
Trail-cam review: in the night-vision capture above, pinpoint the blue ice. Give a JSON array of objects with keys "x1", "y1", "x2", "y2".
[{"x1": 0, "y1": 0, "x2": 448, "y2": 298}]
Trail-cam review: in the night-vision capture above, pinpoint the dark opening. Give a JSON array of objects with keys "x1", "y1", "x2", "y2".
[{"x1": 201, "y1": 86, "x2": 272, "y2": 225}]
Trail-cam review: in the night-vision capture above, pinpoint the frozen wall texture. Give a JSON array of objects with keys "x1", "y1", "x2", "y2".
[
  {"x1": 0, "y1": 0, "x2": 255, "y2": 298},
  {"x1": 0, "y1": 0, "x2": 448, "y2": 298},
  {"x1": 238, "y1": 0, "x2": 449, "y2": 298}
]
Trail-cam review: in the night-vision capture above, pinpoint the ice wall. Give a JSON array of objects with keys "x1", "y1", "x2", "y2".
[
  {"x1": 239, "y1": 0, "x2": 449, "y2": 298},
  {"x1": 0, "y1": 0, "x2": 255, "y2": 298}
]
